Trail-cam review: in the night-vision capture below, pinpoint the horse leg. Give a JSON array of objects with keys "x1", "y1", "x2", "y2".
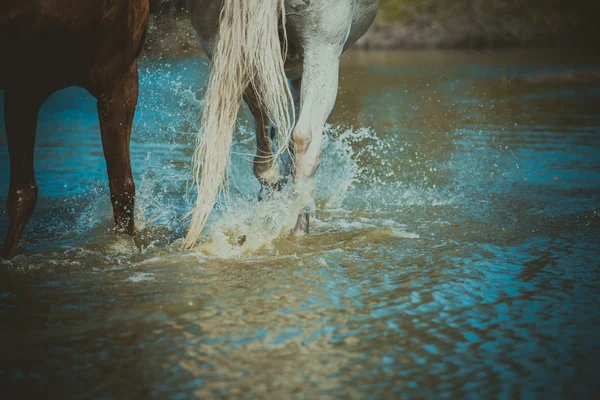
[
  {"x1": 2, "y1": 89, "x2": 45, "y2": 259},
  {"x1": 96, "y1": 64, "x2": 138, "y2": 234},
  {"x1": 286, "y1": 77, "x2": 302, "y2": 164},
  {"x1": 289, "y1": 2, "x2": 355, "y2": 235},
  {"x1": 243, "y1": 87, "x2": 282, "y2": 199}
]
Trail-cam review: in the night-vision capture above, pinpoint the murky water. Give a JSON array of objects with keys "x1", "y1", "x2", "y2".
[{"x1": 1, "y1": 49, "x2": 600, "y2": 398}]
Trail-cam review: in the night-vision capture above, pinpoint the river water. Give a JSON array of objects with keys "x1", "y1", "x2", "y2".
[{"x1": 1, "y1": 49, "x2": 599, "y2": 398}]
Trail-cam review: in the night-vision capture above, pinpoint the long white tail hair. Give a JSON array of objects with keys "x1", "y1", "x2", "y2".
[{"x1": 184, "y1": 0, "x2": 294, "y2": 249}]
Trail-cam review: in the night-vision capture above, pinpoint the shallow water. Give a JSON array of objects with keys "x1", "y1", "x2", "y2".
[{"x1": 1, "y1": 49, "x2": 600, "y2": 398}]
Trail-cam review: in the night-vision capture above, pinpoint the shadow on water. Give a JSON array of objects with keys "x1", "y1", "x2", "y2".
[{"x1": 1, "y1": 49, "x2": 600, "y2": 397}]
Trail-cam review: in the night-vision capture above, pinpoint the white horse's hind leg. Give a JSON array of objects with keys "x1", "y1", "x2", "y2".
[
  {"x1": 243, "y1": 88, "x2": 281, "y2": 190},
  {"x1": 288, "y1": 0, "x2": 355, "y2": 234}
]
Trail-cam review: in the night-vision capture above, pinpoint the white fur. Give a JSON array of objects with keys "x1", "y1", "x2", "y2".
[{"x1": 287, "y1": 1, "x2": 357, "y2": 233}]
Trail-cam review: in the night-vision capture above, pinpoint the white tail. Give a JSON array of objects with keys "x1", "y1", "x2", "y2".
[{"x1": 184, "y1": 0, "x2": 294, "y2": 249}]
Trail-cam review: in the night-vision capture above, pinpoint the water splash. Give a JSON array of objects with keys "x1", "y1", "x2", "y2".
[{"x1": 193, "y1": 124, "x2": 420, "y2": 257}]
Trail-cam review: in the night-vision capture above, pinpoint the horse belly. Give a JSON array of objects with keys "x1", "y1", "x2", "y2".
[{"x1": 0, "y1": 0, "x2": 149, "y2": 91}]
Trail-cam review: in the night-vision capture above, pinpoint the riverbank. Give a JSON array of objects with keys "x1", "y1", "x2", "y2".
[{"x1": 142, "y1": 8, "x2": 598, "y2": 59}]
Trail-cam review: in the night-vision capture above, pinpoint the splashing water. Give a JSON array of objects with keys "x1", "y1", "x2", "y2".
[
  {"x1": 0, "y1": 57, "x2": 420, "y2": 261},
  {"x1": 197, "y1": 124, "x2": 402, "y2": 257}
]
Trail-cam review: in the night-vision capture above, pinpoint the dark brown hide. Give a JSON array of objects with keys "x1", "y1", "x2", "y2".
[{"x1": 0, "y1": 0, "x2": 150, "y2": 259}]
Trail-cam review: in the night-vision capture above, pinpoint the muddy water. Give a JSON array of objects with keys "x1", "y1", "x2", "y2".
[{"x1": 1, "y1": 50, "x2": 600, "y2": 398}]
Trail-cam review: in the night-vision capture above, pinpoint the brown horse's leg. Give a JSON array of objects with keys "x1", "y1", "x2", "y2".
[
  {"x1": 96, "y1": 64, "x2": 138, "y2": 234},
  {"x1": 2, "y1": 89, "x2": 45, "y2": 259}
]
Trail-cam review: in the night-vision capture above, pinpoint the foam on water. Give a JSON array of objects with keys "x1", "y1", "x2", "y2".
[{"x1": 125, "y1": 272, "x2": 155, "y2": 282}]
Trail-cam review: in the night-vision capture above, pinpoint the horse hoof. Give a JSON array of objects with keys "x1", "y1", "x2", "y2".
[
  {"x1": 258, "y1": 177, "x2": 288, "y2": 201},
  {"x1": 133, "y1": 232, "x2": 143, "y2": 252},
  {"x1": 2, "y1": 235, "x2": 21, "y2": 261},
  {"x1": 1, "y1": 245, "x2": 19, "y2": 261},
  {"x1": 290, "y1": 212, "x2": 310, "y2": 237}
]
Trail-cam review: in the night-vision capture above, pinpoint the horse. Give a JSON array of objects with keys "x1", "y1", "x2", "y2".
[
  {"x1": 184, "y1": 0, "x2": 379, "y2": 248},
  {"x1": 0, "y1": 0, "x2": 150, "y2": 259}
]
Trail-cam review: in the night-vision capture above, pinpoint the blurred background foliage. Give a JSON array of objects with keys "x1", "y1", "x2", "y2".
[
  {"x1": 145, "y1": 0, "x2": 598, "y2": 54},
  {"x1": 374, "y1": 0, "x2": 598, "y2": 48}
]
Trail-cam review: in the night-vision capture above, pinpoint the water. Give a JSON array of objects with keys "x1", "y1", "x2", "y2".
[{"x1": 1, "y1": 49, "x2": 600, "y2": 398}]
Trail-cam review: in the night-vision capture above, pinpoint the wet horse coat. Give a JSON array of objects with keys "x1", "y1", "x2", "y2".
[
  {"x1": 185, "y1": 0, "x2": 379, "y2": 246},
  {"x1": 0, "y1": 0, "x2": 149, "y2": 259}
]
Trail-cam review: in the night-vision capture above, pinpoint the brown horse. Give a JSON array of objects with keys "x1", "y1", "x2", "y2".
[{"x1": 0, "y1": 0, "x2": 149, "y2": 259}]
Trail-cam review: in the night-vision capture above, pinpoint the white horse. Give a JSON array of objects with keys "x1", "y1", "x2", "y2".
[{"x1": 184, "y1": 0, "x2": 379, "y2": 248}]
